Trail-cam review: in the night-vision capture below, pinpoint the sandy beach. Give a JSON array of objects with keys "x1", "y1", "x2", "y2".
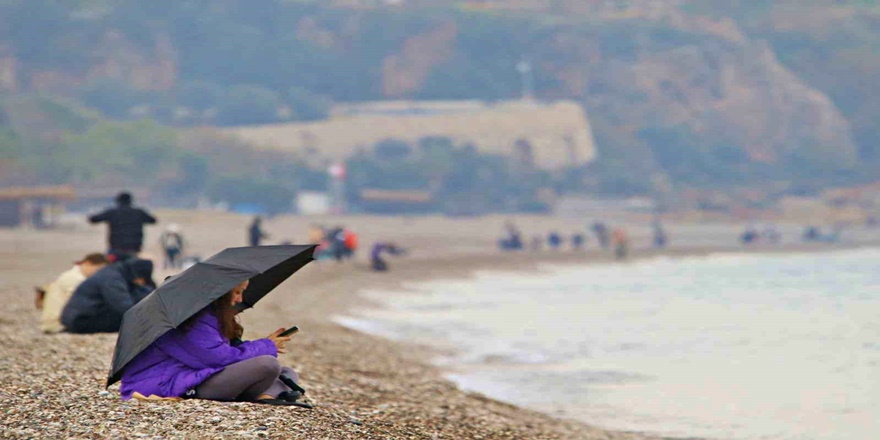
[{"x1": 1, "y1": 210, "x2": 873, "y2": 439}]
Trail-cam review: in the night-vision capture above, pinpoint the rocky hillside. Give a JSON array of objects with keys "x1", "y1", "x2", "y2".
[{"x1": 0, "y1": 0, "x2": 876, "y2": 194}]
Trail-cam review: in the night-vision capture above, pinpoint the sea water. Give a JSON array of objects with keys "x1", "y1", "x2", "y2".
[{"x1": 336, "y1": 249, "x2": 880, "y2": 440}]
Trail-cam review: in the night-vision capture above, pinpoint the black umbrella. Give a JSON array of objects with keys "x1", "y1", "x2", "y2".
[{"x1": 107, "y1": 244, "x2": 316, "y2": 387}]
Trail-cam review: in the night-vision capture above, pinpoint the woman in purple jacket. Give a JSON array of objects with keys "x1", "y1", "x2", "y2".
[{"x1": 120, "y1": 280, "x2": 301, "y2": 404}]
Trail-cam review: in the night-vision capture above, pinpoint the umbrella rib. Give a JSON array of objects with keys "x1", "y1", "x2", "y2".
[{"x1": 155, "y1": 291, "x2": 174, "y2": 326}]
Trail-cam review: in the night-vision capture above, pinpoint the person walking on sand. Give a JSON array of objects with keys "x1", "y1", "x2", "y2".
[
  {"x1": 248, "y1": 217, "x2": 269, "y2": 246},
  {"x1": 160, "y1": 224, "x2": 185, "y2": 269},
  {"x1": 89, "y1": 192, "x2": 157, "y2": 261},
  {"x1": 120, "y1": 280, "x2": 306, "y2": 406},
  {"x1": 38, "y1": 253, "x2": 108, "y2": 334},
  {"x1": 61, "y1": 258, "x2": 155, "y2": 334}
]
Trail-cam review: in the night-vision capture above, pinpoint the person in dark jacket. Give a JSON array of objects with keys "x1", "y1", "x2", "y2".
[
  {"x1": 248, "y1": 217, "x2": 269, "y2": 246},
  {"x1": 89, "y1": 192, "x2": 157, "y2": 261},
  {"x1": 61, "y1": 259, "x2": 156, "y2": 334}
]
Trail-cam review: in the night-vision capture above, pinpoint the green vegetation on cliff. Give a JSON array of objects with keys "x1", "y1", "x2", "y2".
[{"x1": 1, "y1": 0, "x2": 877, "y2": 202}]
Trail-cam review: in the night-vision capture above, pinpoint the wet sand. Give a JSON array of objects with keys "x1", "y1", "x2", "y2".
[{"x1": 1, "y1": 210, "x2": 871, "y2": 439}]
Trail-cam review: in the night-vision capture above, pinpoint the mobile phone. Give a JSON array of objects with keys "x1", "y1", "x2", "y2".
[{"x1": 278, "y1": 326, "x2": 299, "y2": 337}]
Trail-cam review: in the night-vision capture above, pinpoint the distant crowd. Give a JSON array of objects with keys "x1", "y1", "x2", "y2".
[{"x1": 498, "y1": 220, "x2": 667, "y2": 260}]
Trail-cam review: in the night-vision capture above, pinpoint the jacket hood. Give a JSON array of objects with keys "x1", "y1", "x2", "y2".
[{"x1": 120, "y1": 259, "x2": 155, "y2": 288}]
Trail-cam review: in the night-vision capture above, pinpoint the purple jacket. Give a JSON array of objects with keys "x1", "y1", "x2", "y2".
[{"x1": 120, "y1": 310, "x2": 277, "y2": 400}]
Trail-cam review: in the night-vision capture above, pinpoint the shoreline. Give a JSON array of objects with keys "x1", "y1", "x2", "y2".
[
  {"x1": 1, "y1": 213, "x2": 876, "y2": 439},
  {"x1": 246, "y1": 239, "x2": 876, "y2": 440}
]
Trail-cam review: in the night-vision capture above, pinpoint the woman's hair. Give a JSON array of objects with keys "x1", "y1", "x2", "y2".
[
  {"x1": 212, "y1": 290, "x2": 243, "y2": 340},
  {"x1": 184, "y1": 290, "x2": 242, "y2": 340}
]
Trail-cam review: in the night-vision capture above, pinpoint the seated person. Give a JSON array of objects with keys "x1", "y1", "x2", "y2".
[
  {"x1": 39, "y1": 253, "x2": 108, "y2": 333},
  {"x1": 120, "y1": 280, "x2": 305, "y2": 405},
  {"x1": 61, "y1": 258, "x2": 155, "y2": 334}
]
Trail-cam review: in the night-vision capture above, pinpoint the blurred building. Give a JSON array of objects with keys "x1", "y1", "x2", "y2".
[{"x1": 0, "y1": 185, "x2": 76, "y2": 228}]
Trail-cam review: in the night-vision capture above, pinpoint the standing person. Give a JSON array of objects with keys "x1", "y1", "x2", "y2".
[
  {"x1": 248, "y1": 217, "x2": 269, "y2": 247},
  {"x1": 61, "y1": 259, "x2": 155, "y2": 334},
  {"x1": 591, "y1": 222, "x2": 610, "y2": 250},
  {"x1": 327, "y1": 226, "x2": 346, "y2": 262},
  {"x1": 160, "y1": 224, "x2": 185, "y2": 269},
  {"x1": 653, "y1": 221, "x2": 668, "y2": 249},
  {"x1": 120, "y1": 280, "x2": 306, "y2": 405},
  {"x1": 39, "y1": 253, "x2": 108, "y2": 334},
  {"x1": 89, "y1": 192, "x2": 157, "y2": 261},
  {"x1": 343, "y1": 228, "x2": 358, "y2": 260},
  {"x1": 571, "y1": 233, "x2": 585, "y2": 250},
  {"x1": 547, "y1": 231, "x2": 562, "y2": 250},
  {"x1": 499, "y1": 221, "x2": 523, "y2": 251},
  {"x1": 741, "y1": 226, "x2": 759, "y2": 245}
]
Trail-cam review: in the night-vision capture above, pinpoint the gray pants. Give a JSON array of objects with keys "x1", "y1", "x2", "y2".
[{"x1": 195, "y1": 355, "x2": 299, "y2": 401}]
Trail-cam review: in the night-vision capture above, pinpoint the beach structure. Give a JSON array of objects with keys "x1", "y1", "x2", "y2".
[
  {"x1": 0, "y1": 185, "x2": 76, "y2": 228},
  {"x1": 224, "y1": 100, "x2": 597, "y2": 171}
]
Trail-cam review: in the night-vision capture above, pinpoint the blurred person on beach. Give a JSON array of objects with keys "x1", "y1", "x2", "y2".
[
  {"x1": 371, "y1": 242, "x2": 405, "y2": 272},
  {"x1": 120, "y1": 280, "x2": 306, "y2": 405},
  {"x1": 343, "y1": 228, "x2": 358, "y2": 260},
  {"x1": 802, "y1": 225, "x2": 820, "y2": 242},
  {"x1": 499, "y1": 221, "x2": 524, "y2": 251},
  {"x1": 248, "y1": 216, "x2": 269, "y2": 246},
  {"x1": 741, "y1": 225, "x2": 759, "y2": 245},
  {"x1": 327, "y1": 226, "x2": 347, "y2": 261},
  {"x1": 37, "y1": 253, "x2": 108, "y2": 334},
  {"x1": 89, "y1": 192, "x2": 157, "y2": 262},
  {"x1": 547, "y1": 231, "x2": 562, "y2": 250},
  {"x1": 611, "y1": 228, "x2": 629, "y2": 260},
  {"x1": 571, "y1": 233, "x2": 585, "y2": 250},
  {"x1": 653, "y1": 221, "x2": 668, "y2": 249},
  {"x1": 61, "y1": 258, "x2": 155, "y2": 334},
  {"x1": 591, "y1": 222, "x2": 610, "y2": 249},
  {"x1": 160, "y1": 224, "x2": 185, "y2": 269}
]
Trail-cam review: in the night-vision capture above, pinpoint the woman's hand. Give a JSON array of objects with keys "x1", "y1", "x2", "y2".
[{"x1": 266, "y1": 328, "x2": 291, "y2": 354}]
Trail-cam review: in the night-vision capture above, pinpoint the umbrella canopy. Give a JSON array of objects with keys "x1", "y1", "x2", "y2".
[{"x1": 107, "y1": 244, "x2": 316, "y2": 387}]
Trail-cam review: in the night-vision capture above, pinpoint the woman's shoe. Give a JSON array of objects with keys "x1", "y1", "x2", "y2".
[
  {"x1": 276, "y1": 391, "x2": 313, "y2": 409},
  {"x1": 277, "y1": 390, "x2": 303, "y2": 402}
]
